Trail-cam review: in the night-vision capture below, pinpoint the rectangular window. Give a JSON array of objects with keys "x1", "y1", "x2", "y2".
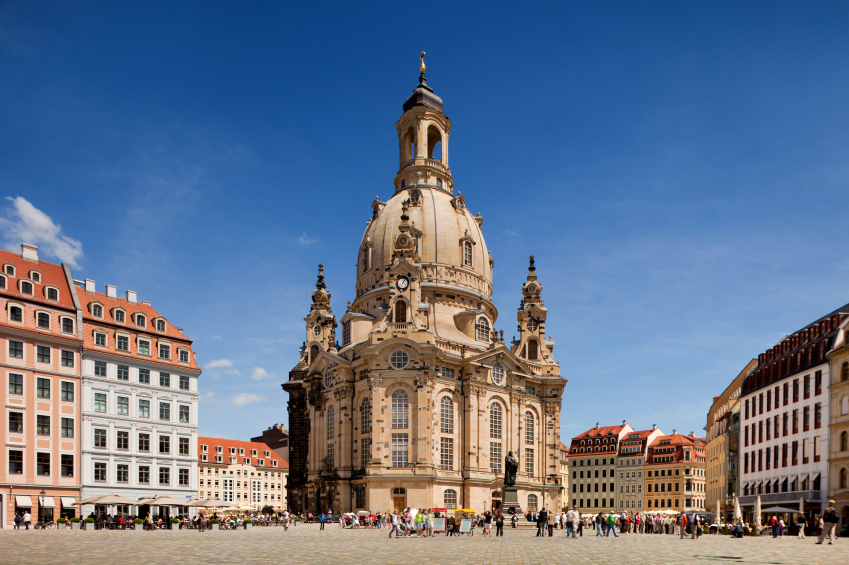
[
  {"x1": 62, "y1": 318, "x2": 74, "y2": 333},
  {"x1": 160, "y1": 372, "x2": 170, "y2": 387},
  {"x1": 361, "y1": 437, "x2": 371, "y2": 468},
  {"x1": 159, "y1": 435, "x2": 170, "y2": 454},
  {"x1": 94, "y1": 428, "x2": 107, "y2": 448},
  {"x1": 139, "y1": 466, "x2": 150, "y2": 484},
  {"x1": 179, "y1": 468, "x2": 190, "y2": 486},
  {"x1": 139, "y1": 340, "x2": 150, "y2": 356},
  {"x1": 94, "y1": 360, "x2": 106, "y2": 377},
  {"x1": 804, "y1": 406, "x2": 810, "y2": 430},
  {"x1": 139, "y1": 433, "x2": 150, "y2": 452},
  {"x1": 9, "y1": 450, "x2": 23, "y2": 474},
  {"x1": 117, "y1": 335, "x2": 129, "y2": 351},
  {"x1": 391, "y1": 433, "x2": 409, "y2": 467},
  {"x1": 95, "y1": 333, "x2": 106, "y2": 347},
  {"x1": 326, "y1": 443, "x2": 334, "y2": 468},
  {"x1": 441, "y1": 367, "x2": 455, "y2": 379},
  {"x1": 61, "y1": 417, "x2": 74, "y2": 437},
  {"x1": 490, "y1": 442, "x2": 502, "y2": 474},
  {"x1": 117, "y1": 430, "x2": 129, "y2": 450},
  {"x1": 525, "y1": 448, "x2": 534, "y2": 477},
  {"x1": 58, "y1": 381, "x2": 73, "y2": 402},
  {"x1": 37, "y1": 415, "x2": 50, "y2": 435},
  {"x1": 37, "y1": 345, "x2": 50, "y2": 363},
  {"x1": 61, "y1": 454, "x2": 73, "y2": 477},
  {"x1": 138, "y1": 368, "x2": 150, "y2": 384},
  {"x1": 804, "y1": 374, "x2": 811, "y2": 398},
  {"x1": 37, "y1": 452, "x2": 50, "y2": 475},
  {"x1": 440, "y1": 437, "x2": 453, "y2": 470},
  {"x1": 139, "y1": 399, "x2": 150, "y2": 418},
  {"x1": 815, "y1": 370, "x2": 822, "y2": 394},
  {"x1": 117, "y1": 464, "x2": 129, "y2": 483},
  {"x1": 117, "y1": 365, "x2": 129, "y2": 380},
  {"x1": 61, "y1": 350, "x2": 74, "y2": 367},
  {"x1": 179, "y1": 405, "x2": 189, "y2": 423},
  {"x1": 117, "y1": 396, "x2": 129, "y2": 415},
  {"x1": 815, "y1": 403, "x2": 822, "y2": 428},
  {"x1": 179, "y1": 437, "x2": 190, "y2": 455},
  {"x1": 179, "y1": 375, "x2": 190, "y2": 391},
  {"x1": 8, "y1": 340, "x2": 23, "y2": 358},
  {"x1": 179, "y1": 350, "x2": 189, "y2": 363},
  {"x1": 159, "y1": 402, "x2": 170, "y2": 421},
  {"x1": 94, "y1": 392, "x2": 107, "y2": 412},
  {"x1": 94, "y1": 462, "x2": 107, "y2": 482},
  {"x1": 159, "y1": 344, "x2": 170, "y2": 359},
  {"x1": 37, "y1": 312, "x2": 49, "y2": 329},
  {"x1": 37, "y1": 377, "x2": 50, "y2": 398},
  {"x1": 8, "y1": 373, "x2": 23, "y2": 395},
  {"x1": 9, "y1": 411, "x2": 23, "y2": 433}
]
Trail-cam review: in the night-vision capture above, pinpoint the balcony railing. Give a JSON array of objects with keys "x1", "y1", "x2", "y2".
[{"x1": 398, "y1": 158, "x2": 449, "y2": 173}]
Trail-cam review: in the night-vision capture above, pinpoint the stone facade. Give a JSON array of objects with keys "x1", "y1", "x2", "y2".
[
  {"x1": 826, "y1": 318, "x2": 849, "y2": 532},
  {"x1": 644, "y1": 432, "x2": 707, "y2": 512},
  {"x1": 284, "y1": 65, "x2": 565, "y2": 515}
]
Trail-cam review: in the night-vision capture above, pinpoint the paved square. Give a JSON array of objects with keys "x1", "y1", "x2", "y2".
[{"x1": 0, "y1": 524, "x2": 845, "y2": 564}]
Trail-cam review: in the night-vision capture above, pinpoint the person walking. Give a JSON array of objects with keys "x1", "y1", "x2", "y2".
[
  {"x1": 22, "y1": 510, "x2": 31, "y2": 530},
  {"x1": 679, "y1": 513, "x2": 687, "y2": 539},
  {"x1": 536, "y1": 508, "x2": 547, "y2": 537},
  {"x1": 319, "y1": 512, "x2": 326, "y2": 530},
  {"x1": 817, "y1": 500, "x2": 840, "y2": 545},
  {"x1": 495, "y1": 511, "x2": 504, "y2": 537},
  {"x1": 13, "y1": 511, "x2": 21, "y2": 530},
  {"x1": 690, "y1": 511, "x2": 699, "y2": 540},
  {"x1": 595, "y1": 512, "x2": 604, "y2": 537},
  {"x1": 796, "y1": 513, "x2": 807, "y2": 539},
  {"x1": 770, "y1": 515, "x2": 778, "y2": 538},
  {"x1": 566, "y1": 507, "x2": 578, "y2": 538},
  {"x1": 388, "y1": 512, "x2": 400, "y2": 538},
  {"x1": 606, "y1": 511, "x2": 618, "y2": 537}
]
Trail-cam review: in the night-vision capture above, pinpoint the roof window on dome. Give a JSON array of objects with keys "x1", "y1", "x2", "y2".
[
  {"x1": 409, "y1": 189, "x2": 420, "y2": 205},
  {"x1": 436, "y1": 178, "x2": 442, "y2": 189}
]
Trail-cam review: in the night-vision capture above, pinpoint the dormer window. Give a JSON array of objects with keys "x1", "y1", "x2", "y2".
[
  {"x1": 0, "y1": 275, "x2": 5, "y2": 289},
  {"x1": 30, "y1": 271, "x2": 40, "y2": 283},
  {"x1": 216, "y1": 446, "x2": 223, "y2": 453},
  {"x1": 156, "y1": 319, "x2": 166, "y2": 332},
  {"x1": 475, "y1": 317, "x2": 490, "y2": 342},
  {"x1": 463, "y1": 241, "x2": 472, "y2": 267},
  {"x1": 61, "y1": 317, "x2": 74, "y2": 334},
  {"x1": 114, "y1": 309, "x2": 125, "y2": 323},
  {"x1": 201, "y1": 444, "x2": 208, "y2": 452},
  {"x1": 46, "y1": 287, "x2": 58, "y2": 301},
  {"x1": 4, "y1": 264, "x2": 15, "y2": 276},
  {"x1": 251, "y1": 449, "x2": 257, "y2": 456},
  {"x1": 409, "y1": 190, "x2": 420, "y2": 205},
  {"x1": 37, "y1": 312, "x2": 50, "y2": 329},
  {"x1": 136, "y1": 314, "x2": 146, "y2": 328},
  {"x1": 436, "y1": 178, "x2": 443, "y2": 189},
  {"x1": 92, "y1": 304, "x2": 103, "y2": 318},
  {"x1": 20, "y1": 281, "x2": 33, "y2": 295},
  {"x1": 239, "y1": 448, "x2": 244, "y2": 455},
  {"x1": 94, "y1": 332, "x2": 107, "y2": 347},
  {"x1": 9, "y1": 305, "x2": 23, "y2": 322},
  {"x1": 179, "y1": 349, "x2": 189, "y2": 363},
  {"x1": 244, "y1": 458, "x2": 251, "y2": 465},
  {"x1": 159, "y1": 343, "x2": 170, "y2": 359}
]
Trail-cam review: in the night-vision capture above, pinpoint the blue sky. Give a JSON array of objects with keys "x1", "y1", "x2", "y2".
[{"x1": 3, "y1": 1, "x2": 849, "y2": 442}]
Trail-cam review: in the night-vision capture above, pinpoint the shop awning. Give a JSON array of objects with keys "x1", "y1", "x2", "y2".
[
  {"x1": 14, "y1": 495, "x2": 32, "y2": 507},
  {"x1": 41, "y1": 497, "x2": 56, "y2": 508},
  {"x1": 61, "y1": 497, "x2": 77, "y2": 508}
]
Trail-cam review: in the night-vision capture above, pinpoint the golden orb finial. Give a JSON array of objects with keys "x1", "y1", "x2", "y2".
[{"x1": 420, "y1": 51, "x2": 426, "y2": 73}]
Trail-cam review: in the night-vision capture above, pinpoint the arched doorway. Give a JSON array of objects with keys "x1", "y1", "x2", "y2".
[
  {"x1": 491, "y1": 490, "x2": 502, "y2": 511},
  {"x1": 392, "y1": 488, "x2": 406, "y2": 513}
]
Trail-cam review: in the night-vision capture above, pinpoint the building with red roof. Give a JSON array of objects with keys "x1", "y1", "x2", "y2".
[
  {"x1": 617, "y1": 426, "x2": 664, "y2": 511},
  {"x1": 644, "y1": 431, "x2": 706, "y2": 513},
  {"x1": 567, "y1": 421, "x2": 633, "y2": 513},
  {"x1": 198, "y1": 437, "x2": 289, "y2": 510}
]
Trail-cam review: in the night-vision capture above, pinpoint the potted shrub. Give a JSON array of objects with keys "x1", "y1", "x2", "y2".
[
  {"x1": 210, "y1": 518, "x2": 220, "y2": 531},
  {"x1": 56, "y1": 517, "x2": 68, "y2": 529},
  {"x1": 84, "y1": 517, "x2": 95, "y2": 530},
  {"x1": 70, "y1": 517, "x2": 82, "y2": 530},
  {"x1": 244, "y1": 519, "x2": 253, "y2": 530},
  {"x1": 133, "y1": 519, "x2": 144, "y2": 531},
  {"x1": 170, "y1": 518, "x2": 180, "y2": 530}
]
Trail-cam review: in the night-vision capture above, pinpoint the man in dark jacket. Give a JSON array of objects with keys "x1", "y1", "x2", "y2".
[
  {"x1": 817, "y1": 500, "x2": 840, "y2": 545},
  {"x1": 536, "y1": 509, "x2": 547, "y2": 537}
]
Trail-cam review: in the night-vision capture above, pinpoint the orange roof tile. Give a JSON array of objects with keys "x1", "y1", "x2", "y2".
[
  {"x1": 198, "y1": 436, "x2": 289, "y2": 469},
  {"x1": 0, "y1": 248, "x2": 77, "y2": 310}
]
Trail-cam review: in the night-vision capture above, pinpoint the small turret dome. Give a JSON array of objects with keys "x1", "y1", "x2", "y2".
[{"x1": 403, "y1": 74, "x2": 444, "y2": 114}]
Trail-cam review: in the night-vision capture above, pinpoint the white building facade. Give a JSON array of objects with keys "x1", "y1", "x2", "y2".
[{"x1": 78, "y1": 284, "x2": 201, "y2": 516}]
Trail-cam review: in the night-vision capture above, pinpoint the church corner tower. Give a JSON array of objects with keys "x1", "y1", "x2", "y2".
[{"x1": 284, "y1": 54, "x2": 566, "y2": 515}]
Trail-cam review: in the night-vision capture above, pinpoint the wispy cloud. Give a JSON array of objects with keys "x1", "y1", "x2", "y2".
[
  {"x1": 199, "y1": 391, "x2": 217, "y2": 403},
  {"x1": 206, "y1": 359, "x2": 233, "y2": 369},
  {"x1": 500, "y1": 230, "x2": 519, "y2": 237},
  {"x1": 204, "y1": 358, "x2": 240, "y2": 379},
  {"x1": 249, "y1": 367, "x2": 274, "y2": 381},
  {"x1": 297, "y1": 233, "x2": 319, "y2": 245},
  {"x1": 233, "y1": 392, "x2": 265, "y2": 406},
  {"x1": 0, "y1": 197, "x2": 84, "y2": 268}
]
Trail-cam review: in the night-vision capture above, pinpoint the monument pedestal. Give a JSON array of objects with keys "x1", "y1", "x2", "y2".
[{"x1": 501, "y1": 486, "x2": 523, "y2": 515}]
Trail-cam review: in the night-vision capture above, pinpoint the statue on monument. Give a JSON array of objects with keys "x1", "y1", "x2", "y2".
[{"x1": 504, "y1": 451, "x2": 519, "y2": 486}]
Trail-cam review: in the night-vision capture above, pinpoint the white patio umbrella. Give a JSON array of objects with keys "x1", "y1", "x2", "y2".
[
  {"x1": 755, "y1": 496, "x2": 762, "y2": 526},
  {"x1": 76, "y1": 495, "x2": 107, "y2": 505},
  {"x1": 799, "y1": 497, "x2": 804, "y2": 515},
  {"x1": 732, "y1": 497, "x2": 742, "y2": 523},
  {"x1": 717, "y1": 500, "x2": 721, "y2": 523}
]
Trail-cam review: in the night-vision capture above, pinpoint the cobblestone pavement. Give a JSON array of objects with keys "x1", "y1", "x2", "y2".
[{"x1": 0, "y1": 525, "x2": 845, "y2": 565}]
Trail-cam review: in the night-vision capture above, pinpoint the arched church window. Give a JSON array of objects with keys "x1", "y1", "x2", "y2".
[
  {"x1": 525, "y1": 412, "x2": 534, "y2": 444},
  {"x1": 476, "y1": 317, "x2": 490, "y2": 342},
  {"x1": 527, "y1": 494, "x2": 538, "y2": 511},
  {"x1": 309, "y1": 345, "x2": 320, "y2": 364},
  {"x1": 492, "y1": 363, "x2": 504, "y2": 385},
  {"x1": 842, "y1": 431, "x2": 848, "y2": 451},
  {"x1": 327, "y1": 406, "x2": 334, "y2": 440},
  {"x1": 842, "y1": 468, "x2": 848, "y2": 489},
  {"x1": 463, "y1": 241, "x2": 472, "y2": 267},
  {"x1": 394, "y1": 301, "x2": 407, "y2": 323},
  {"x1": 342, "y1": 320, "x2": 351, "y2": 345},
  {"x1": 361, "y1": 398, "x2": 372, "y2": 434},
  {"x1": 527, "y1": 340, "x2": 539, "y2": 360},
  {"x1": 427, "y1": 125, "x2": 442, "y2": 161},
  {"x1": 490, "y1": 403, "x2": 502, "y2": 438},
  {"x1": 436, "y1": 178, "x2": 443, "y2": 189},
  {"x1": 440, "y1": 396, "x2": 453, "y2": 434},
  {"x1": 392, "y1": 390, "x2": 409, "y2": 429},
  {"x1": 444, "y1": 489, "x2": 457, "y2": 509}
]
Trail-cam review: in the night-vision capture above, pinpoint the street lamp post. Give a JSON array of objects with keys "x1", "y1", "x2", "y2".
[{"x1": 39, "y1": 489, "x2": 46, "y2": 525}]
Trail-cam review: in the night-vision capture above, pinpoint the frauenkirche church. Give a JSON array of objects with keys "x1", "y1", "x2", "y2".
[{"x1": 284, "y1": 56, "x2": 566, "y2": 515}]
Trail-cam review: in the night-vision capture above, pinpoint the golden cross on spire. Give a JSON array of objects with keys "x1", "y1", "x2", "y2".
[{"x1": 420, "y1": 51, "x2": 426, "y2": 74}]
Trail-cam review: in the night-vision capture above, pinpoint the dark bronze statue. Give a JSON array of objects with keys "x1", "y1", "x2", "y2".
[{"x1": 504, "y1": 451, "x2": 518, "y2": 486}]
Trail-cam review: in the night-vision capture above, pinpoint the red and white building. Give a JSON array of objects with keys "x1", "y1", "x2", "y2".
[
  {"x1": 567, "y1": 422, "x2": 633, "y2": 512},
  {"x1": 617, "y1": 425, "x2": 664, "y2": 511}
]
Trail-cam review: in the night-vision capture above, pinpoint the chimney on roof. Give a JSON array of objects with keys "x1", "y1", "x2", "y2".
[
  {"x1": 106, "y1": 285, "x2": 117, "y2": 299},
  {"x1": 126, "y1": 290, "x2": 137, "y2": 304},
  {"x1": 21, "y1": 243, "x2": 38, "y2": 262},
  {"x1": 622, "y1": 420, "x2": 627, "y2": 426},
  {"x1": 652, "y1": 424, "x2": 657, "y2": 430},
  {"x1": 84, "y1": 279, "x2": 95, "y2": 293},
  {"x1": 595, "y1": 422, "x2": 600, "y2": 429},
  {"x1": 672, "y1": 429, "x2": 677, "y2": 435},
  {"x1": 690, "y1": 431, "x2": 694, "y2": 436}
]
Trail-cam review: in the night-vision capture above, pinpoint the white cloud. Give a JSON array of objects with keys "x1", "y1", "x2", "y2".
[
  {"x1": 0, "y1": 196, "x2": 84, "y2": 268},
  {"x1": 297, "y1": 233, "x2": 319, "y2": 245},
  {"x1": 233, "y1": 392, "x2": 265, "y2": 406},
  {"x1": 250, "y1": 367, "x2": 274, "y2": 381},
  {"x1": 199, "y1": 391, "x2": 216, "y2": 403},
  {"x1": 206, "y1": 359, "x2": 233, "y2": 369}
]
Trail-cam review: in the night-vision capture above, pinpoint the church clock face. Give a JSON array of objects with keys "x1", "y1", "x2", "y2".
[
  {"x1": 396, "y1": 276, "x2": 409, "y2": 290},
  {"x1": 527, "y1": 318, "x2": 538, "y2": 332}
]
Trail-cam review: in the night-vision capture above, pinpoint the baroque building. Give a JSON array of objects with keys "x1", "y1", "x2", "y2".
[{"x1": 284, "y1": 59, "x2": 565, "y2": 515}]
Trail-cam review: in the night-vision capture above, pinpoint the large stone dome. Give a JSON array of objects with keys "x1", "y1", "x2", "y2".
[{"x1": 357, "y1": 187, "x2": 492, "y2": 298}]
